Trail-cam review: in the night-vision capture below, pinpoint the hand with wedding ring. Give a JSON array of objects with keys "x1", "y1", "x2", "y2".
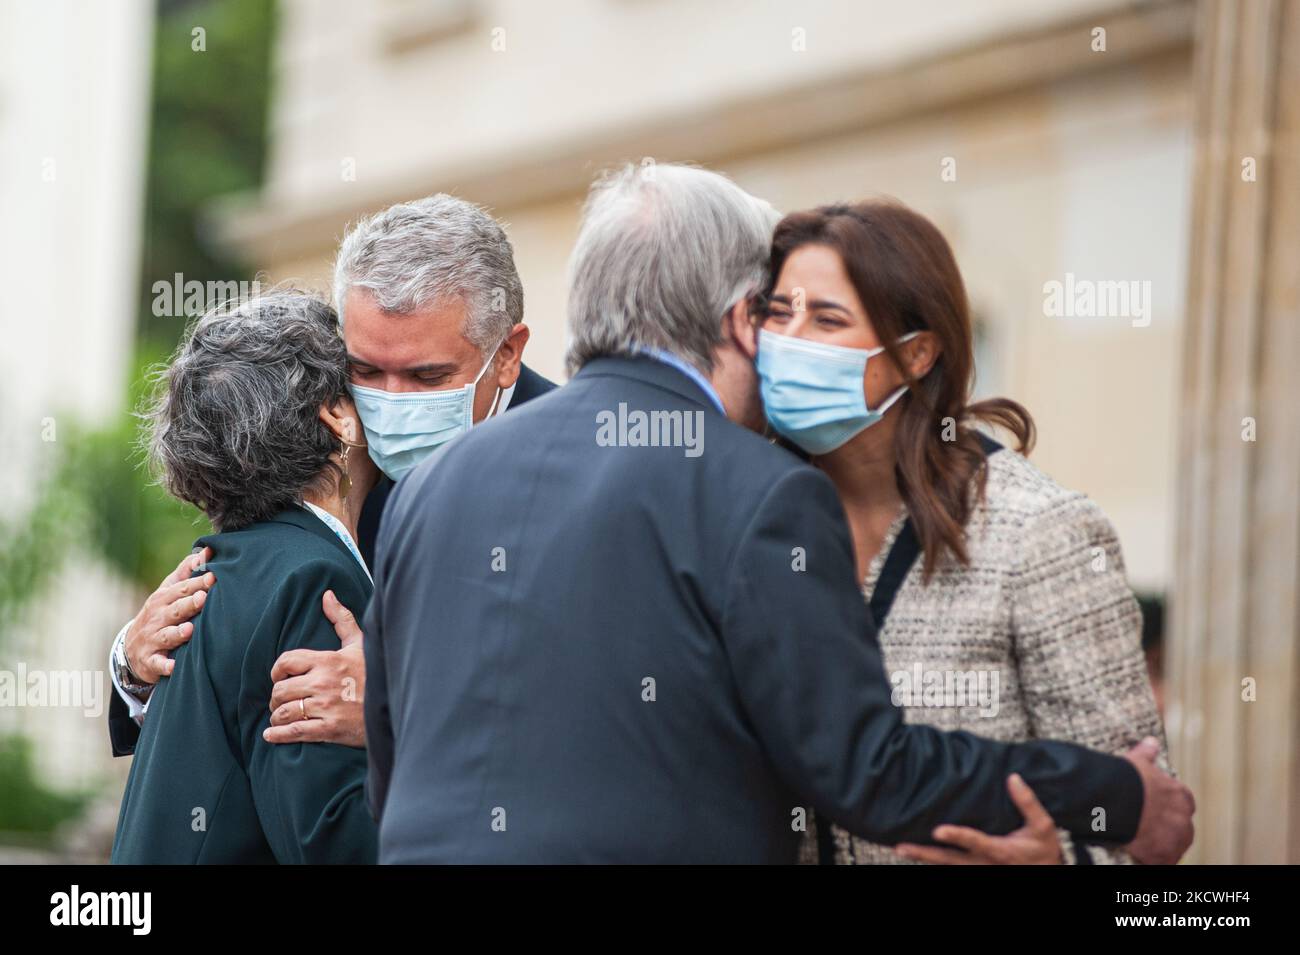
[{"x1": 263, "y1": 590, "x2": 367, "y2": 748}]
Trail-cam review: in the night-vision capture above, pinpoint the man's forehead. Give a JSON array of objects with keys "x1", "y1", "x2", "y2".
[
  {"x1": 343, "y1": 287, "x2": 468, "y2": 328},
  {"x1": 342, "y1": 293, "x2": 476, "y2": 368}
]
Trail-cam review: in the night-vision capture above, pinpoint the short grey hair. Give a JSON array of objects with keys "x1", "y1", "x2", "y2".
[
  {"x1": 565, "y1": 163, "x2": 779, "y2": 375},
  {"x1": 143, "y1": 290, "x2": 348, "y2": 532},
  {"x1": 333, "y1": 194, "x2": 523, "y2": 355}
]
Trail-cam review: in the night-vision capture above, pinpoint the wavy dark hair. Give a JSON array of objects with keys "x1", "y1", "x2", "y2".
[{"x1": 759, "y1": 200, "x2": 1035, "y2": 579}]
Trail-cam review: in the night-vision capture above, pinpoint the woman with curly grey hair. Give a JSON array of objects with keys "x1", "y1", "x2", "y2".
[{"x1": 112, "y1": 290, "x2": 380, "y2": 864}]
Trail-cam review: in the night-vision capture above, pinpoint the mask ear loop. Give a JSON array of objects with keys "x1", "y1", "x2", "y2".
[
  {"x1": 870, "y1": 383, "x2": 911, "y2": 416},
  {"x1": 866, "y1": 331, "x2": 924, "y2": 414},
  {"x1": 475, "y1": 340, "x2": 509, "y2": 420}
]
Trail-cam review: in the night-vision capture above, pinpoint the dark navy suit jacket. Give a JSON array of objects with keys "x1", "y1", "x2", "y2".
[
  {"x1": 363, "y1": 355, "x2": 1144, "y2": 863},
  {"x1": 108, "y1": 363, "x2": 557, "y2": 758}
]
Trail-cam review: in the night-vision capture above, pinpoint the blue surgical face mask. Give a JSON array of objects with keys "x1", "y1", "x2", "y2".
[
  {"x1": 348, "y1": 345, "x2": 503, "y2": 481},
  {"x1": 757, "y1": 327, "x2": 920, "y2": 456}
]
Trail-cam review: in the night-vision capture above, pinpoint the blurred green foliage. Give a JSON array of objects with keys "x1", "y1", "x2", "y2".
[
  {"x1": 139, "y1": 0, "x2": 276, "y2": 350},
  {"x1": 0, "y1": 346, "x2": 211, "y2": 667},
  {"x1": 0, "y1": 0, "x2": 275, "y2": 842},
  {"x1": 52, "y1": 347, "x2": 213, "y2": 590},
  {"x1": 1, "y1": 0, "x2": 273, "y2": 633},
  {"x1": 0, "y1": 462, "x2": 82, "y2": 637},
  {"x1": 0, "y1": 736, "x2": 91, "y2": 842}
]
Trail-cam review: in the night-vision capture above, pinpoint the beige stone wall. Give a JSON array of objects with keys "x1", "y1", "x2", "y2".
[
  {"x1": 1168, "y1": 0, "x2": 1300, "y2": 865},
  {"x1": 259, "y1": 0, "x2": 1146, "y2": 212}
]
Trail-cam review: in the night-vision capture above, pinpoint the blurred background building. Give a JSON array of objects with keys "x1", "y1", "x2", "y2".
[
  {"x1": 2, "y1": 0, "x2": 1296, "y2": 863},
  {"x1": 0, "y1": 0, "x2": 154, "y2": 860}
]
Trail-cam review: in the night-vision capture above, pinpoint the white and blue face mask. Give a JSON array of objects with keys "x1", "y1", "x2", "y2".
[
  {"x1": 347, "y1": 346, "x2": 502, "y2": 481},
  {"x1": 757, "y1": 328, "x2": 920, "y2": 456}
]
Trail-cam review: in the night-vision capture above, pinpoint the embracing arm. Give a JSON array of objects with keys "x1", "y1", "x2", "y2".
[
  {"x1": 264, "y1": 590, "x2": 367, "y2": 747},
  {"x1": 107, "y1": 549, "x2": 214, "y2": 756},
  {"x1": 107, "y1": 624, "x2": 146, "y2": 757},
  {"x1": 721, "y1": 467, "x2": 1190, "y2": 860}
]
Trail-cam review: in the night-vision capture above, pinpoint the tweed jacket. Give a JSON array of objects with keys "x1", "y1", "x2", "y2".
[{"x1": 800, "y1": 446, "x2": 1166, "y2": 865}]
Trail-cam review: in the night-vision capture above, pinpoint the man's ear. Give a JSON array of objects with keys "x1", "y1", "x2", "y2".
[
  {"x1": 725, "y1": 299, "x2": 759, "y2": 361},
  {"x1": 493, "y1": 323, "x2": 528, "y2": 389},
  {"x1": 903, "y1": 331, "x2": 941, "y2": 381}
]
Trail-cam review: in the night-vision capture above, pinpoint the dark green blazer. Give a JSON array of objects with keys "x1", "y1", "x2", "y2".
[{"x1": 112, "y1": 507, "x2": 377, "y2": 864}]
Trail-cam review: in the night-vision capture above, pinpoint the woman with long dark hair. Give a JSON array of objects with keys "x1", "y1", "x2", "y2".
[{"x1": 756, "y1": 200, "x2": 1166, "y2": 864}]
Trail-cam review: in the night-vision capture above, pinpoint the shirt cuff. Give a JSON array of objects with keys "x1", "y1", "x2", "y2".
[{"x1": 109, "y1": 621, "x2": 151, "y2": 724}]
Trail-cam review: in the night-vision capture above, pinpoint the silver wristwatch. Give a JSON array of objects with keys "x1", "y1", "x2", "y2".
[{"x1": 112, "y1": 629, "x2": 154, "y2": 701}]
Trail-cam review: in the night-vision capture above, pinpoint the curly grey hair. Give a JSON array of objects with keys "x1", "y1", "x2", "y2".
[
  {"x1": 333, "y1": 194, "x2": 523, "y2": 356},
  {"x1": 143, "y1": 290, "x2": 348, "y2": 532}
]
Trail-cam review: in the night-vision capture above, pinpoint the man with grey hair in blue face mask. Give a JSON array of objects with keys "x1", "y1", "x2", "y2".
[{"x1": 105, "y1": 194, "x2": 556, "y2": 757}]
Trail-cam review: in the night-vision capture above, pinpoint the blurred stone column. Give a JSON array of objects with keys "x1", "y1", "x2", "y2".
[{"x1": 1168, "y1": 0, "x2": 1300, "y2": 864}]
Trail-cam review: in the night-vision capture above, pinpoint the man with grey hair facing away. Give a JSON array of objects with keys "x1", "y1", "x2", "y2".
[
  {"x1": 362, "y1": 163, "x2": 1194, "y2": 863},
  {"x1": 106, "y1": 195, "x2": 556, "y2": 758}
]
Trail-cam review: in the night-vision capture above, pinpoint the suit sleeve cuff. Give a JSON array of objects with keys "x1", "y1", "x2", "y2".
[{"x1": 1095, "y1": 755, "x2": 1145, "y2": 844}]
